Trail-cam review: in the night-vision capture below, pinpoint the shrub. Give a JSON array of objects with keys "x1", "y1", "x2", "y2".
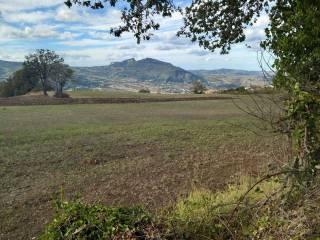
[
  {"x1": 0, "y1": 68, "x2": 38, "y2": 97},
  {"x1": 53, "y1": 92, "x2": 70, "y2": 98},
  {"x1": 191, "y1": 80, "x2": 206, "y2": 94},
  {"x1": 222, "y1": 86, "x2": 248, "y2": 94},
  {"x1": 166, "y1": 177, "x2": 320, "y2": 240},
  {"x1": 166, "y1": 177, "x2": 282, "y2": 239},
  {"x1": 41, "y1": 178, "x2": 320, "y2": 239},
  {"x1": 139, "y1": 88, "x2": 151, "y2": 93},
  {"x1": 40, "y1": 201, "x2": 161, "y2": 240}
]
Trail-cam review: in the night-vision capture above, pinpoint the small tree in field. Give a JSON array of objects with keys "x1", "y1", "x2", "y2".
[
  {"x1": 191, "y1": 80, "x2": 206, "y2": 94},
  {"x1": 50, "y1": 63, "x2": 74, "y2": 97},
  {"x1": 24, "y1": 49, "x2": 64, "y2": 96}
]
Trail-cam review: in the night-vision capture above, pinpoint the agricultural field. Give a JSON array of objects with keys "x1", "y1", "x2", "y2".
[
  {"x1": 0, "y1": 90, "x2": 231, "y2": 106},
  {"x1": 0, "y1": 93, "x2": 286, "y2": 239}
]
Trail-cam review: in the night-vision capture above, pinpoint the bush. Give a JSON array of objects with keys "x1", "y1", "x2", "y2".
[
  {"x1": 139, "y1": 88, "x2": 151, "y2": 93},
  {"x1": 40, "y1": 201, "x2": 161, "y2": 240},
  {"x1": 0, "y1": 68, "x2": 38, "y2": 97},
  {"x1": 222, "y1": 86, "x2": 248, "y2": 94},
  {"x1": 166, "y1": 177, "x2": 320, "y2": 240},
  {"x1": 166, "y1": 177, "x2": 282, "y2": 239},
  {"x1": 191, "y1": 80, "x2": 206, "y2": 94},
  {"x1": 41, "y1": 178, "x2": 320, "y2": 239},
  {"x1": 53, "y1": 92, "x2": 70, "y2": 98}
]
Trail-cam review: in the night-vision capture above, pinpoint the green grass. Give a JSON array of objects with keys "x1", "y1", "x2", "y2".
[{"x1": 0, "y1": 96, "x2": 285, "y2": 239}]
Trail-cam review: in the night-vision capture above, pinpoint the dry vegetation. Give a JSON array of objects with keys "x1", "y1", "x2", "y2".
[
  {"x1": 0, "y1": 93, "x2": 287, "y2": 239},
  {"x1": 0, "y1": 90, "x2": 231, "y2": 106}
]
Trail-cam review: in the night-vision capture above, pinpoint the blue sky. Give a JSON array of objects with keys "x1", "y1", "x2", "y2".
[{"x1": 0, "y1": 0, "x2": 269, "y2": 70}]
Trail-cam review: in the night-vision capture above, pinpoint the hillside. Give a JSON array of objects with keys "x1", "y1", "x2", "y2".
[
  {"x1": 0, "y1": 58, "x2": 269, "y2": 93},
  {"x1": 0, "y1": 60, "x2": 22, "y2": 81},
  {"x1": 72, "y1": 58, "x2": 205, "y2": 93},
  {"x1": 191, "y1": 69, "x2": 271, "y2": 89}
]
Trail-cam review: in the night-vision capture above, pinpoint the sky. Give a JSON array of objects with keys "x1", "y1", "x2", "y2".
[{"x1": 0, "y1": 0, "x2": 269, "y2": 70}]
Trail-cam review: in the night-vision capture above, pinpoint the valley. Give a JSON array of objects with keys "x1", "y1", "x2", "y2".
[{"x1": 0, "y1": 58, "x2": 269, "y2": 93}]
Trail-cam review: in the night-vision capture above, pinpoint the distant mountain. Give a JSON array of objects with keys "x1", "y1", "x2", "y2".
[
  {"x1": 72, "y1": 58, "x2": 205, "y2": 93},
  {"x1": 191, "y1": 69, "x2": 271, "y2": 89},
  {"x1": 0, "y1": 58, "x2": 270, "y2": 93},
  {"x1": 0, "y1": 60, "x2": 22, "y2": 81}
]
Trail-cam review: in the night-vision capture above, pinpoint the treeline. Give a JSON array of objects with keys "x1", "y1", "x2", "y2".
[{"x1": 0, "y1": 49, "x2": 73, "y2": 98}]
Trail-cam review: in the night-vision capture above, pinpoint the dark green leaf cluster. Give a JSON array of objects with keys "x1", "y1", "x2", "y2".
[
  {"x1": 263, "y1": 0, "x2": 320, "y2": 95},
  {"x1": 179, "y1": 0, "x2": 270, "y2": 54},
  {"x1": 40, "y1": 200, "x2": 160, "y2": 240},
  {"x1": 260, "y1": 1, "x2": 320, "y2": 178},
  {"x1": 24, "y1": 49, "x2": 73, "y2": 96},
  {"x1": 0, "y1": 67, "x2": 38, "y2": 97}
]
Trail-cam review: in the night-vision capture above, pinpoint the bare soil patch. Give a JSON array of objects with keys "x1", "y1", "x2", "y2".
[{"x1": 0, "y1": 95, "x2": 233, "y2": 106}]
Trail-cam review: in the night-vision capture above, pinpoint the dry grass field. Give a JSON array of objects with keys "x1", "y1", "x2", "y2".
[{"x1": 0, "y1": 93, "x2": 287, "y2": 239}]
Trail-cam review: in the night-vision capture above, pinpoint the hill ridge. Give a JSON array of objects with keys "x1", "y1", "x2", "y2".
[{"x1": 0, "y1": 58, "x2": 268, "y2": 93}]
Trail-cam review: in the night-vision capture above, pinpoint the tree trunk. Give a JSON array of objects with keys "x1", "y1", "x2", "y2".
[
  {"x1": 41, "y1": 81, "x2": 48, "y2": 96},
  {"x1": 59, "y1": 83, "x2": 63, "y2": 95}
]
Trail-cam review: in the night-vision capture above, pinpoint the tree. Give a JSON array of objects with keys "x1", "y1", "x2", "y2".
[
  {"x1": 69, "y1": 0, "x2": 320, "y2": 179},
  {"x1": 191, "y1": 80, "x2": 206, "y2": 94},
  {"x1": 24, "y1": 49, "x2": 64, "y2": 96},
  {"x1": 0, "y1": 67, "x2": 38, "y2": 97},
  {"x1": 50, "y1": 63, "x2": 74, "y2": 97},
  {"x1": 261, "y1": 1, "x2": 320, "y2": 179}
]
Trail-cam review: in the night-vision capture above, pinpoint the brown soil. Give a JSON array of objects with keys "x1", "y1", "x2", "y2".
[{"x1": 0, "y1": 95, "x2": 233, "y2": 106}]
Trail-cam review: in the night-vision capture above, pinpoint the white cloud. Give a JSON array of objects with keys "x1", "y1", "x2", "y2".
[
  {"x1": 58, "y1": 31, "x2": 81, "y2": 40},
  {"x1": 55, "y1": 7, "x2": 82, "y2": 22},
  {"x1": 1, "y1": 10, "x2": 53, "y2": 23},
  {"x1": 253, "y1": 15, "x2": 270, "y2": 28},
  {"x1": 244, "y1": 15, "x2": 269, "y2": 43},
  {"x1": 25, "y1": 24, "x2": 58, "y2": 38},
  {"x1": 186, "y1": 48, "x2": 211, "y2": 56},
  {"x1": 0, "y1": 1, "x2": 269, "y2": 70},
  {"x1": 0, "y1": 23, "x2": 60, "y2": 40},
  {"x1": 60, "y1": 38, "x2": 110, "y2": 47},
  {"x1": 0, "y1": 0, "x2": 61, "y2": 11},
  {"x1": 245, "y1": 28, "x2": 265, "y2": 42}
]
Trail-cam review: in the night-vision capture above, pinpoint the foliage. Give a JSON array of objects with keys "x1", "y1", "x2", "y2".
[
  {"x1": 166, "y1": 177, "x2": 320, "y2": 239},
  {"x1": 139, "y1": 88, "x2": 151, "y2": 93},
  {"x1": 166, "y1": 177, "x2": 281, "y2": 239},
  {"x1": 222, "y1": 86, "x2": 248, "y2": 95},
  {"x1": 282, "y1": 84, "x2": 320, "y2": 180},
  {"x1": 24, "y1": 49, "x2": 64, "y2": 96},
  {"x1": 261, "y1": 1, "x2": 320, "y2": 180},
  {"x1": 65, "y1": 0, "x2": 176, "y2": 43},
  {"x1": 191, "y1": 80, "x2": 206, "y2": 94},
  {"x1": 50, "y1": 63, "x2": 74, "y2": 97},
  {"x1": 0, "y1": 67, "x2": 38, "y2": 97},
  {"x1": 40, "y1": 200, "x2": 160, "y2": 240},
  {"x1": 263, "y1": 1, "x2": 320, "y2": 95},
  {"x1": 179, "y1": 0, "x2": 268, "y2": 54},
  {"x1": 41, "y1": 177, "x2": 320, "y2": 239}
]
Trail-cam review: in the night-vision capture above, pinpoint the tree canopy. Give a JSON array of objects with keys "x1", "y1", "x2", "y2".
[
  {"x1": 50, "y1": 63, "x2": 74, "y2": 97},
  {"x1": 0, "y1": 50, "x2": 72, "y2": 97},
  {"x1": 0, "y1": 67, "x2": 38, "y2": 97},
  {"x1": 24, "y1": 49, "x2": 64, "y2": 96}
]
